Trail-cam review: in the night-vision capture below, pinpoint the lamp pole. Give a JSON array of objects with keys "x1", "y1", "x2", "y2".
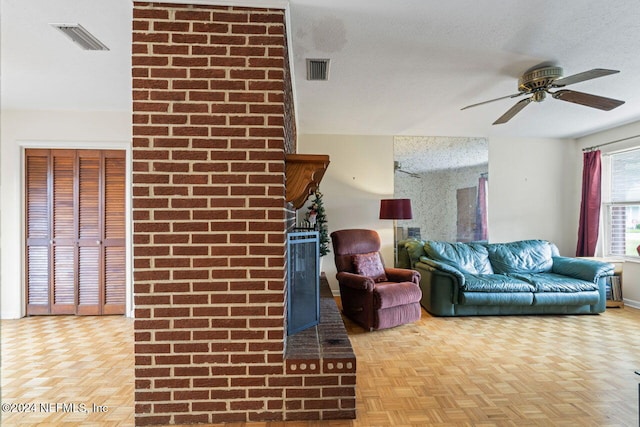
[
  {"x1": 379, "y1": 199, "x2": 413, "y2": 267},
  {"x1": 392, "y1": 218, "x2": 399, "y2": 267}
]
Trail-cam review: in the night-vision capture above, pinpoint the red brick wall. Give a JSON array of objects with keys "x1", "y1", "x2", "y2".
[
  {"x1": 132, "y1": 3, "x2": 354, "y2": 425},
  {"x1": 132, "y1": 3, "x2": 289, "y2": 425}
]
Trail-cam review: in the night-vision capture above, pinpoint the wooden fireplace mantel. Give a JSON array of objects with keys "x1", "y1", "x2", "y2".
[{"x1": 285, "y1": 154, "x2": 330, "y2": 209}]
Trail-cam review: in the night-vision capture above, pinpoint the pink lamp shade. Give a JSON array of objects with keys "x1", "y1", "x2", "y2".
[{"x1": 379, "y1": 199, "x2": 412, "y2": 220}]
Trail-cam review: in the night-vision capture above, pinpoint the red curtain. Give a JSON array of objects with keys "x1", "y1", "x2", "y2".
[
  {"x1": 475, "y1": 175, "x2": 488, "y2": 241},
  {"x1": 576, "y1": 150, "x2": 601, "y2": 257}
]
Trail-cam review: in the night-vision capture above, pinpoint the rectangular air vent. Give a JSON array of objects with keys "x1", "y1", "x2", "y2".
[
  {"x1": 306, "y1": 58, "x2": 330, "y2": 81},
  {"x1": 51, "y1": 24, "x2": 109, "y2": 51}
]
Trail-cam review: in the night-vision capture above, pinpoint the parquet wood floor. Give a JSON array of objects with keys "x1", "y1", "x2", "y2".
[
  {"x1": 1, "y1": 316, "x2": 134, "y2": 426},
  {"x1": 2, "y1": 306, "x2": 639, "y2": 426}
]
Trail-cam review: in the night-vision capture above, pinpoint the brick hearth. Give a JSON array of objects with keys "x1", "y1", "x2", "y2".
[{"x1": 284, "y1": 274, "x2": 356, "y2": 420}]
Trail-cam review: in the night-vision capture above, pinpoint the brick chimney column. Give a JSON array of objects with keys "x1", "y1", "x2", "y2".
[{"x1": 132, "y1": 3, "x2": 289, "y2": 425}]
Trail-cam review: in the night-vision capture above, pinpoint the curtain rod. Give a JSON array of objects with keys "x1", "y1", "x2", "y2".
[{"x1": 582, "y1": 134, "x2": 640, "y2": 152}]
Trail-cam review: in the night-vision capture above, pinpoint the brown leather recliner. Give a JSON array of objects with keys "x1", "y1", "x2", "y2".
[{"x1": 331, "y1": 229, "x2": 422, "y2": 331}]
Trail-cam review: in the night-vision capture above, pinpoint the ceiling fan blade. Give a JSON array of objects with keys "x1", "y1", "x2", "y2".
[
  {"x1": 551, "y1": 68, "x2": 620, "y2": 87},
  {"x1": 394, "y1": 161, "x2": 420, "y2": 178},
  {"x1": 493, "y1": 97, "x2": 531, "y2": 125},
  {"x1": 399, "y1": 169, "x2": 420, "y2": 178},
  {"x1": 461, "y1": 92, "x2": 524, "y2": 110},
  {"x1": 552, "y1": 89, "x2": 625, "y2": 111}
]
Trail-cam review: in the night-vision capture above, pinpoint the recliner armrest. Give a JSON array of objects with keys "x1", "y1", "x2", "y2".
[
  {"x1": 336, "y1": 272, "x2": 375, "y2": 292},
  {"x1": 384, "y1": 267, "x2": 420, "y2": 284},
  {"x1": 552, "y1": 256, "x2": 614, "y2": 282}
]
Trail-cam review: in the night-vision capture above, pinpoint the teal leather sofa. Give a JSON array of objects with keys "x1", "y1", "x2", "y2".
[{"x1": 398, "y1": 239, "x2": 614, "y2": 316}]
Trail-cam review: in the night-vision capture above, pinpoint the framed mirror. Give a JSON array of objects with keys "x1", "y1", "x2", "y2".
[{"x1": 394, "y1": 136, "x2": 489, "y2": 242}]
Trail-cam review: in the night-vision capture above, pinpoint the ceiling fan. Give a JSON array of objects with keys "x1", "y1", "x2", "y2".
[{"x1": 461, "y1": 66, "x2": 625, "y2": 125}]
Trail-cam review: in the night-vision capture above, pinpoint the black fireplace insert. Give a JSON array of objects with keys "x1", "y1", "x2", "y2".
[{"x1": 286, "y1": 231, "x2": 320, "y2": 335}]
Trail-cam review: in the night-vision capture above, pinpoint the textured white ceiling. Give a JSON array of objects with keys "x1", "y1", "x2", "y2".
[
  {"x1": 289, "y1": 0, "x2": 640, "y2": 138},
  {"x1": 1, "y1": 0, "x2": 132, "y2": 111},
  {"x1": 2, "y1": 0, "x2": 640, "y2": 139}
]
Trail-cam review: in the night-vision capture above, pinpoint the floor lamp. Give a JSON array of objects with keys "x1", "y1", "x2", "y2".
[{"x1": 379, "y1": 198, "x2": 413, "y2": 267}]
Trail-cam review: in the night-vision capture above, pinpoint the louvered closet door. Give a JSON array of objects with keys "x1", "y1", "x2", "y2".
[
  {"x1": 25, "y1": 149, "x2": 126, "y2": 316},
  {"x1": 77, "y1": 151, "x2": 102, "y2": 315},
  {"x1": 76, "y1": 150, "x2": 126, "y2": 315},
  {"x1": 51, "y1": 150, "x2": 77, "y2": 314},
  {"x1": 25, "y1": 150, "x2": 52, "y2": 315},
  {"x1": 102, "y1": 153, "x2": 126, "y2": 314}
]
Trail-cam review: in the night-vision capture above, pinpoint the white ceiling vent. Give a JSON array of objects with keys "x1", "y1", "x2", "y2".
[
  {"x1": 51, "y1": 24, "x2": 109, "y2": 51},
  {"x1": 306, "y1": 59, "x2": 330, "y2": 81}
]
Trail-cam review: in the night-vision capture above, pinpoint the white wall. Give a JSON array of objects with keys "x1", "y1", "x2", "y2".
[
  {"x1": 297, "y1": 134, "x2": 395, "y2": 292},
  {"x1": 621, "y1": 262, "x2": 640, "y2": 308},
  {"x1": 488, "y1": 136, "x2": 580, "y2": 255},
  {"x1": 576, "y1": 120, "x2": 640, "y2": 308},
  {"x1": 0, "y1": 109, "x2": 132, "y2": 319}
]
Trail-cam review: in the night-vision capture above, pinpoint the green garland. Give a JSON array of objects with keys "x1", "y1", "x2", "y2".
[{"x1": 306, "y1": 191, "x2": 330, "y2": 257}]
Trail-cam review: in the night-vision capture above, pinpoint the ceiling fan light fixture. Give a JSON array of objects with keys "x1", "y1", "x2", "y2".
[
  {"x1": 51, "y1": 23, "x2": 109, "y2": 51},
  {"x1": 532, "y1": 91, "x2": 546, "y2": 103},
  {"x1": 518, "y1": 66, "x2": 563, "y2": 92}
]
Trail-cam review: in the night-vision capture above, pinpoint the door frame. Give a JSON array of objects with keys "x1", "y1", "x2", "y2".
[{"x1": 20, "y1": 140, "x2": 132, "y2": 317}]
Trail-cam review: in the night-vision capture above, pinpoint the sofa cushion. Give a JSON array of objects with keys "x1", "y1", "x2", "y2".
[
  {"x1": 424, "y1": 241, "x2": 493, "y2": 274},
  {"x1": 459, "y1": 291, "x2": 534, "y2": 306},
  {"x1": 487, "y1": 240, "x2": 555, "y2": 274},
  {"x1": 511, "y1": 273, "x2": 599, "y2": 292},
  {"x1": 462, "y1": 274, "x2": 535, "y2": 292},
  {"x1": 533, "y1": 291, "x2": 600, "y2": 306},
  {"x1": 353, "y1": 252, "x2": 387, "y2": 282}
]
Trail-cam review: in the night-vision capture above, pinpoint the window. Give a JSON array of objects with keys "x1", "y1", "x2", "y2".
[{"x1": 604, "y1": 147, "x2": 640, "y2": 257}]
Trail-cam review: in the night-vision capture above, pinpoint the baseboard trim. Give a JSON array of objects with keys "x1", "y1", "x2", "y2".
[
  {"x1": 1, "y1": 311, "x2": 23, "y2": 319},
  {"x1": 622, "y1": 298, "x2": 640, "y2": 310}
]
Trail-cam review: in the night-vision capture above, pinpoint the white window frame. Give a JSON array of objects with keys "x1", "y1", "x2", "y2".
[{"x1": 601, "y1": 146, "x2": 640, "y2": 259}]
